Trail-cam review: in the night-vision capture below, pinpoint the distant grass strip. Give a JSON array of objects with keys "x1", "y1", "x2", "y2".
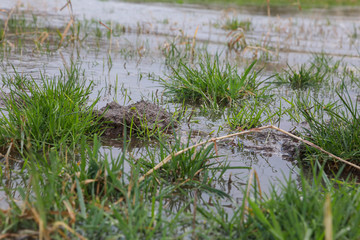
[{"x1": 124, "y1": 0, "x2": 360, "y2": 8}]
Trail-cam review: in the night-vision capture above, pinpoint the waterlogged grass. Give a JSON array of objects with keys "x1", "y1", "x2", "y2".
[
  {"x1": 199, "y1": 170, "x2": 360, "y2": 239},
  {"x1": 227, "y1": 97, "x2": 277, "y2": 130},
  {"x1": 0, "y1": 65, "x2": 102, "y2": 152},
  {"x1": 297, "y1": 90, "x2": 360, "y2": 167},
  {"x1": 273, "y1": 54, "x2": 346, "y2": 90},
  {"x1": 136, "y1": 132, "x2": 239, "y2": 191},
  {"x1": 159, "y1": 56, "x2": 264, "y2": 109},
  {"x1": 1, "y1": 3, "x2": 360, "y2": 239},
  {"x1": 2, "y1": 136, "x2": 360, "y2": 239},
  {"x1": 0, "y1": 133, "x2": 232, "y2": 238},
  {"x1": 275, "y1": 64, "x2": 327, "y2": 89},
  {"x1": 1, "y1": 63, "x2": 360, "y2": 238},
  {"x1": 0, "y1": 12, "x2": 126, "y2": 53}
]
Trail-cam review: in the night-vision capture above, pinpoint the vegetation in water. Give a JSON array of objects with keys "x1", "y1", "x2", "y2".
[
  {"x1": 1, "y1": 1, "x2": 360, "y2": 239},
  {"x1": 0, "y1": 65, "x2": 102, "y2": 152},
  {"x1": 158, "y1": 55, "x2": 264, "y2": 109},
  {"x1": 296, "y1": 89, "x2": 360, "y2": 168}
]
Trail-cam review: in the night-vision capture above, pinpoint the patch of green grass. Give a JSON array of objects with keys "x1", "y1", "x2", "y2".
[
  {"x1": 297, "y1": 89, "x2": 360, "y2": 167},
  {"x1": 274, "y1": 63, "x2": 328, "y2": 89},
  {"x1": 221, "y1": 18, "x2": 252, "y2": 31},
  {"x1": 197, "y1": 169, "x2": 360, "y2": 239},
  {"x1": 273, "y1": 54, "x2": 350, "y2": 90},
  {"x1": 227, "y1": 97, "x2": 278, "y2": 130},
  {"x1": 0, "y1": 64, "x2": 103, "y2": 152},
  {"x1": 0, "y1": 136, "x2": 177, "y2": 239},
  {"x1": 1, "y1": 126, "x2": 360, "y2": 239},
  {"x1": 158, "y1": 55, "x2": 264, "y2": 109},
  {"x1": 0, "y1": 132, "x2": 232, "y2": 238},
  {"x1": 139, "y1": 135, "x2": 215, "y2": 181}
]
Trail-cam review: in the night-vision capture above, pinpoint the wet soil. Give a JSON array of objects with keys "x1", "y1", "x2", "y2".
[
  {"x1": 224, "y1": 130, "x2": 303, "y2": 160},
  {"x1": 96, "y1": 100, "x2": 176, "y2": 138}
]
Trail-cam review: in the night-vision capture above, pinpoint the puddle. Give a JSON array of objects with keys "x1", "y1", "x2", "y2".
[{"x1": 1, "y1": 0, "x2": 360, "y2": 211}]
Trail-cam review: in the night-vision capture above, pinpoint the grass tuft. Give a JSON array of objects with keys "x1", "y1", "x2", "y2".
[
  {"x1": 0, "y1": 64, "x2": 103, "y2": 152},
  {"x1": 158, "y1": 55, "x2": 263, "y2": 109},
  {"x1": 296, "y1": 89, "x2": 360, "y2": 168}
]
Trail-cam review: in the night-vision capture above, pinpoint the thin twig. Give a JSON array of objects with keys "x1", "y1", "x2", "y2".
[
  {"x1": 268, "y1": 125, "x2": 360, "y2": 171},
  {"x1": 58, "y1": 19, "x2": 73, "y2": 48},
  {"x1": 190, "y1": 26, "x2": 199, "y2": 64},
  {"x1": 138, "y1": 125, "x2": 360, "y2": 183},
  {"x1": 4, "y1": 142, "x2": 13, "y2": 181}
]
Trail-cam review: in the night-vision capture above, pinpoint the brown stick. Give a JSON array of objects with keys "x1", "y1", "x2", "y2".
[
  {"x1": 268, "y1": 125, "x2": 360, "y2": 171},
  {"x1": 138, "y1": 125, "x2": 360, "y2": 183}
]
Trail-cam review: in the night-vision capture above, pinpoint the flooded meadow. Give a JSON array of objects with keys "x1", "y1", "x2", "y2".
[{"x1": 1, "y1": 0, "x2": 360, "y2": 239}]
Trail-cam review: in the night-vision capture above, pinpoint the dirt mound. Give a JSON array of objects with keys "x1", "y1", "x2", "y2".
[{"x1": 96, "y1": 100, "x2": 177, "y2": 138}]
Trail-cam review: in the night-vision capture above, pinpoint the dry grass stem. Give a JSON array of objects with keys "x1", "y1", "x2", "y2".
[
  {"x1": 190, "y1": 26, "x2": 199, "y2": 64},
  {"x1": 58, "y1": 19, "x2": 74, "y2": 47},
  {"x1": 139, "y1": 125, "x2": 360, "y2": 183},
  {"x1": 4, "y1": 142, "x2": 13, "y2": 181},
  {"x1": 324, "y1": 194, "x2": 333, "y2": 240},
  {"x1": 1, "y1": 5, "x2": 17, "y2": 42}
]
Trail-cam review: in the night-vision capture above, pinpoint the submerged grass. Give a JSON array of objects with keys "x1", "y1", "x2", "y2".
[
  {"x1": 158, "y1": 55, "x2": 264, "y2": 109},
  {"x1": 0, "y1": 65, "x2": 102, "y2": 152}
]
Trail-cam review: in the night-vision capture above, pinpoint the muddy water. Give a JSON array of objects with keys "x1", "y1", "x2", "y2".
[{"x1": 1, "y1": 0, "x2": 360, "y2": 209}]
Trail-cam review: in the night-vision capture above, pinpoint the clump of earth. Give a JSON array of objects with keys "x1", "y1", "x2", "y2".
[{"x1": 96, "y1": 100, "x2": 177, "y2": 138}]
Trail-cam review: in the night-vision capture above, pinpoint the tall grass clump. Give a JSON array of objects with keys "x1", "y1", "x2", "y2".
[
  {"x1": 274, "y1": 63, "x2": 327, "y2": 89},
  {"x1": 0, "y1": 65, "x2": 102, "y2": 152},
  {"x1": 296, "y1": 89, "x2": 360, "y2": 168},
  {"x1": 158, "y1": 55, "x2": 263, "y2": 109},
  {"x1": 273, "y1": 54, "x2": 345, "y2": 90}
]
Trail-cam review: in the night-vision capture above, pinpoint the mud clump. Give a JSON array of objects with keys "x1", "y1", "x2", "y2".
[{"x1": 96, "y1": 100, "x2": 177, "y2": 138}]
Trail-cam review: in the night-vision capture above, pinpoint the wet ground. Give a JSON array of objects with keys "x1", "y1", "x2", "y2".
[{"x1": 1, "y1": 0, "x2": 360, "y2": 209}]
